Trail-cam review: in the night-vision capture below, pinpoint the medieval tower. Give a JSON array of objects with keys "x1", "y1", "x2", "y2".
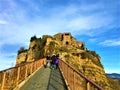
[{"x1": 62, "y1": 33, "x2": 71, "y2": 46}]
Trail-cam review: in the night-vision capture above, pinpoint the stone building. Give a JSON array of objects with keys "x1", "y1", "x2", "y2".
[
  {"x1": 62, "y1": 33, "x2": 71, "y2": 45},
  {"x1": 16, "y1": 32, "x2": 86, "y2": 65}
]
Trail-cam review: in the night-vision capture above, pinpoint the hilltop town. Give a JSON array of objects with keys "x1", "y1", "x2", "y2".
[
  {"x1": 16, "y1": 32, "x2": 118, "y2": 90},
  {"x1": 16, "y1": 32, "x2": 86, "y2": 64}
]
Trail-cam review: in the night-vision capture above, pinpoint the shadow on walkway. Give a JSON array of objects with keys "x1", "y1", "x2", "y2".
[
  {"x1": 18, "y1": 66, "x2": 68, "y2": 90},
  {"x1": 47, "y1": 68, "x2": 68, "y2": 90}
]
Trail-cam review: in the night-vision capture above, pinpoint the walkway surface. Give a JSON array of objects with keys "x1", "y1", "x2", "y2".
[{"x1": 19, "y1": 66, "x2": 68, "y2": 90}]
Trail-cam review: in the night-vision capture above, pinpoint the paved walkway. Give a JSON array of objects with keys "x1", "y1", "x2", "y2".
[{"x1": 19, "y1": 66, "x2": 68, "y2": 90}]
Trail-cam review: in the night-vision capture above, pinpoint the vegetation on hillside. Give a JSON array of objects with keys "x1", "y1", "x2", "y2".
[
  {"x1": 16, "y1": 33, "x2": 120, "y2": 90},
  {"x1": 35, "y1": 37, "x2": 46, "y2": 59},
  {"x1": 81, "y1": 51, "x2": 103, "y2": 68},
  {"x1": 46, "y1": 41, "x2": 56, "y2": 55},
  {"x1": 18, "y1": 47, "x2": 27, "y2": 54},
  {"x1": 108, "y1": 78, "x2": 120, "y2": 90},
  {"x1": 30, "y1": 35, "x2": 37, "y2": 42}
]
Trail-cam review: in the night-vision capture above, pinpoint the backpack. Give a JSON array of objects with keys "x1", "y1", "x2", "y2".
[{"x1": 55, "y1": 59, "x2": 59, "y2": 64}]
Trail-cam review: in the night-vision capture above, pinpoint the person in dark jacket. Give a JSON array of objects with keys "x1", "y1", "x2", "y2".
[
  {"x1": 55, "y1": 58, "x2": 59, "y2": 69},
  {"x1": 45, "y1": 55, "x2": 51, "y2": 68},
  {"x1": 51, "y1": 54, "x2": 56, "y2": 69}
]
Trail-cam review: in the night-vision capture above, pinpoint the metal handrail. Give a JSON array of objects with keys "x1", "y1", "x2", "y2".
[
  {"x1": 0, "y1": 58, "x2": 46, "y2": 90},
  {"x1": 59, "y1": 59, "x2": 104, "y2": 90},
  {"x1": 0, "y1": 58, "x2": 104, "y2": 90}
]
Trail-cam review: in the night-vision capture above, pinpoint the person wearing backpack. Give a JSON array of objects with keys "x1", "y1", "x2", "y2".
[
  {"x1": 51, "y1": 54, "x2": 56, "y2": 69},
  {"x1": 55, "y1": 57, "x2": 59, "y2": 69}
]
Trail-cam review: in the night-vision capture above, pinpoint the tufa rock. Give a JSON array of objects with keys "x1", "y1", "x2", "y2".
[{"x1": 16, "y1": 32, "x2": 113, "y2": 90}]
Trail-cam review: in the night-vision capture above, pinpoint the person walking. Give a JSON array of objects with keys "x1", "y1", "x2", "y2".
[
  {"x1": 55, "y1": 57, "x2": 59, "y2": 69},
  {"x1": 51, "y1": 54, "x2": 56, "y2": 69},
  {"x1": 45, "y1": 55, "x2": 51, "y2": 68}
]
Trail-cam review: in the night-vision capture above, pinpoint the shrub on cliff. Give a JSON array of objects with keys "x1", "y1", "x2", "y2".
[
  {"x1": 18, "y1": 47, "x2": 27, "y2": 54},
  {"x1": 30, "y1": 35, "x2": 37, "y2": 42}
]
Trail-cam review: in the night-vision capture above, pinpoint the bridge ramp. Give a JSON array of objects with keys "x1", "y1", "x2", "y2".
[{"x1": 19, "y1": 66, "x2": 68, "y2": 90}]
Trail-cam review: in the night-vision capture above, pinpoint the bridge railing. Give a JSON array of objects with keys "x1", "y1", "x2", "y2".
[
  {"x1": 0, "y1": 58, "x2": 46, "y2": 90},
  {"x1": 59, "y1": 59, "x2": 104, "y2": 90}
]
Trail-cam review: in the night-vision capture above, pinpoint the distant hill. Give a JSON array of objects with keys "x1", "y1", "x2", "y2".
[
  {"x1": 107, "y1": 73, "x2": 120, "y2": 90},
  {"x1": 107, "y1": 73, "x2": 120, "y2": 79}
]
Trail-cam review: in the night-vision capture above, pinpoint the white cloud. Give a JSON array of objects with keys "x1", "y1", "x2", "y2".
[
  {"x1": 0, "y1": 0, "x2": 119, "y2": 48},
  {"x1": 99, "y1": 39, "x2": 120, "y2": 46},
  {"x1": 0, "y1": 20, "x2": 8, "y2": 24},
  {"x1": 88, "y1": 38, "x2": 98, "y2": 42},
  {"x1": 0, "y1": 0, "x2": 119, "y2": 53},
  {"x1": 0, "y1": 0, "x2": 118, "y2": 38},
  {"x1": 0, "y1": 0, "x2": 119, "y2": 71}
]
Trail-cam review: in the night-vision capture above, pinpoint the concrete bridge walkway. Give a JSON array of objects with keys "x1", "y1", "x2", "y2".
[{"x1": 18, "y1": 66, "x2": 68, "y2": 90}]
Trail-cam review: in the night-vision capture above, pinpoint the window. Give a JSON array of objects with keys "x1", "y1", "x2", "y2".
[
  {"x1": 66, "y1": 41, "x2": 69, "y2": 45},
  {"x1": 65, "y1": 33, "x2": 70, "y2": 36}
]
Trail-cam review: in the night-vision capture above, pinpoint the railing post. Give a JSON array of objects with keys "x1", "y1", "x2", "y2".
[
  {"x1": 34, "y1": 62, "x2": 35, "y2": 71},
  {"x1": 60, "y1": 61, "x2": 62, "y2": 70},
  {"x1": 30, "y1": 63, "x2": 32, "y2": 74},
  {"x1": 1, "y1": 71, "x2": 6, "y2": 90},
  {"x1": 16, "y1": 67, "x2": 20, "y2": 86},
  {"x1": 37, "y1": 61, "x2": 39, "y2": 69},
  {"x1": 25, "y1": 65, "x2": 28, "y2": 79},
  {"x1": 67, "y1": 65, "x2": 68, "y2": 83},
  {"x1": 62, "y1": 62, "x2": 64, "y2": 73},
  {"x1": 73, "y1": 71, "x2": 76, "y2": 90},
  {"x1": 35, "y1": 61, "x2": 37, "y2": 70},
  {"x1": 38, "y1": 61, "x2": 40, "y2": 67},
  {"x1": 64, "y1": 64, "x2": 67, "y2": 79},
  {"x1": 33, "y1": 62, "x2": 34, "y2": 72},
  {"x1": 40, "y1": 60, "x2": 42, "y2": 66},
  {"x1": 58, "y1": 59, "x2": 104, "y2": 90},
  {"x1": 40, "y1": 60, "x2": 41, "y2": 66},
  {"x1": 87, "y1": 82, "x2": 90, "y2": 90},
  {"x1": 36, "y1": 61, "x2": 38, "y2": 69},
  {"x1": 43, "y1": 59, "x2": 45, "y2": 65},
  {"x1": 68, "y1": 66, "x2": 70, "y2": 87}
]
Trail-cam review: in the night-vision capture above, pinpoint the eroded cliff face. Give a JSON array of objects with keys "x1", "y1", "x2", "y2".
[
  {"x1": 60, "y1": 50, "x2": 111, "y2": 89},
  {"x1": 16, "y1": 37, "x2": 45, "y2": 65},
  {"x1": 16, "y1": 32, "x2": 112, "y2": 89},
  {"x1": 16, "y1": 33, "x2": 85, "y2": 65}
]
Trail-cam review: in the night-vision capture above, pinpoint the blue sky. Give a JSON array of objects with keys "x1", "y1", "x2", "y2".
[{"x1": 0, "y1": 0, "x2": 120, "y2": 73}]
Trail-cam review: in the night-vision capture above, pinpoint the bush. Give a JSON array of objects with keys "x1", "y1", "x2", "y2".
[
  {"x1": 30, "y1": 35, "x2": 37, "y2": 42},
  {"x1": 18, "y1": 47, "x2": 27, "y2": 54}
]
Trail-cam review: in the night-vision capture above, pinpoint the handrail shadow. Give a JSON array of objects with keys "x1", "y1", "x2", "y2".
[{"x1": 47, "y1": 68, "x2": 68, "y2": 90}]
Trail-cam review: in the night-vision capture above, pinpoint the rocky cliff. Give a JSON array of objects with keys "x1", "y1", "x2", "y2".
[
  {"x1": 16, "y1": 33, "x2": 86, "y2": 65},
  {"x1": 16, "y1": 32, "x2": 113, "y2": 89}
]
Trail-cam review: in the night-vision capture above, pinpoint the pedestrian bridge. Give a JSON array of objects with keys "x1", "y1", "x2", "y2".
[{"x1": 0, "y1": 58, "x2": 104, "y2": 90}]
